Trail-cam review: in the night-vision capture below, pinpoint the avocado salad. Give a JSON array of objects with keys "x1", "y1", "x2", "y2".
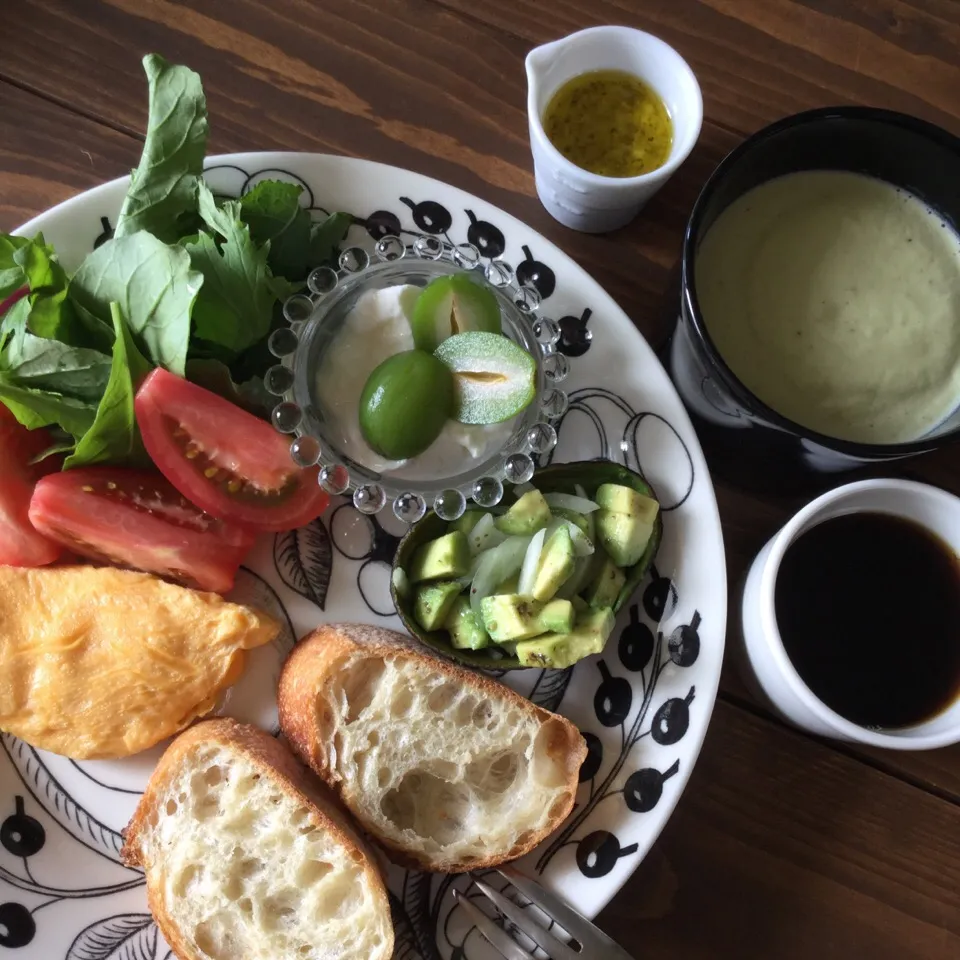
[{"x1": 393, "y1": 480, "x2": 660, "y2": 668}]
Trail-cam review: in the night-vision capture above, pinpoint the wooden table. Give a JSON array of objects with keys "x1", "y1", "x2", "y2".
[{"x1": 2, "y1": 1, "x2": 959, "y2": 957}]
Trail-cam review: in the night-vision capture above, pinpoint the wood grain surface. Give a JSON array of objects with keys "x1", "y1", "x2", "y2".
[{"x1": 1, "y1": 1, "x2": 959, "y2": 956}]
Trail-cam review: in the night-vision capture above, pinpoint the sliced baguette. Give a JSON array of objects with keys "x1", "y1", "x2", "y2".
[
  {"x1": 122, "y1": 718, "x2": 393, "y2": 960},
  {"x1": 278, "y1": 623, "x2": 587, "y2": 872}
]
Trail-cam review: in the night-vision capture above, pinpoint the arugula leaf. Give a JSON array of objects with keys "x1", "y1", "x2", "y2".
[
  {"x1": 7, "y1": 236, "x2": 114, "y2": 351},
  {"x1": 309, "y1": 212, "x2": 351, "y2": 267},
  {"x1": 186, "y1": 358, "x2": 275, "y2": 420},
  {"x1": 184, "y1": 182, "x2": 289, "y2": 356},
  {"x1": 0, "y1": 379, "x2": 97, "y2": 439},
  {"x1": 71, "y1": 232, "x2": 203, "y2": 376},
  {"x1": 0, "y1": 234, "x2": 30, "y2": 299},
  {"x1": 238, "y1": 180, "x2": 312, "y2": 282},
  {"x1": 1, "y1": 332, "x2": 112, "y2": 402},
  {"x1": 65, "y1": 303, "x2": 153, "y2": 469},
  {"x1": 114, "y1": 54, "x2": 208, "y2": 244}
]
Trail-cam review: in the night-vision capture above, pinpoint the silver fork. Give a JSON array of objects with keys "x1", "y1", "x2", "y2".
[{"x1": 451, "y1": 866, "x2": 635, "y2": 960}]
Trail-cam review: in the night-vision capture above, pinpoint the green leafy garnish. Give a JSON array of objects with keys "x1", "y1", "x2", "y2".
[
  {"x1": 65, "y1": 303, "x2": 153, "y2": 469},
  {"x1": 71, "y1": 232, "x2": 203, "y2": 376},
  {"x1": 184, "y1": 183, "x2": 292, "y2": 356},
  {"x1": 114, "y1": 54, "x2": 208, "y2": 243},
  {"x1": 0, "y1": 52, "x2": 351, "y2": 473},
  {"x1": 1, "y1": 332, "x2": 112, "y2": 403}
]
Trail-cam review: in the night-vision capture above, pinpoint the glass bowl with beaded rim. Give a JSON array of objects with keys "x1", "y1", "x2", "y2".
[{"x1": 263, "y1": 234, "x2": 573, "y2": 523}]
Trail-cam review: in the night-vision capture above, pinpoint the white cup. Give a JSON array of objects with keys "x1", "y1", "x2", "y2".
[
  {"x1": 525, "y1": 26, "x2": 703, "y2": 233},
  {"x1": 738, "y1": 479, "x2": 960, "y2": 750}
]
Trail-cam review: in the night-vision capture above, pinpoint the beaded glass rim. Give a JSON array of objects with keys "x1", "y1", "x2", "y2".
[{"x1": 264, "y1": 234, "x2": 575, "y2": 523}]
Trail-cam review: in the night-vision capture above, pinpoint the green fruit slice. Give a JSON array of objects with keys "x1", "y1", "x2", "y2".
[
  {"x1": 434, "y1": 331, "x2": 536, "y2": 425},
  {"x1": 411, "y1": 274, "x2": 502, "y2": 351},
  {"x1": 359, "y1": 350, "x2": 454, "y2": 459}
]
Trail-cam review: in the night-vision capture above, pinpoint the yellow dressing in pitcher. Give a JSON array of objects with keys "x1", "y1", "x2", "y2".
[{"x1": 542, "y1": 70, "x2": 673, "y2": 178}]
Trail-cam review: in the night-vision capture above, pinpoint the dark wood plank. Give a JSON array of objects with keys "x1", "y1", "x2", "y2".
[
  {"x1": 437, "y1": 0, "x2": 960, "y2": 134},
  {"x1": 599, "y1": 700, "x2": 960, "y2": 959},
  {"x1": 1, "y1": 0, "x2": 959, "y2": 798},
  {"x1": 0, "y1": 82, "x2": 140, "y2": 230}
]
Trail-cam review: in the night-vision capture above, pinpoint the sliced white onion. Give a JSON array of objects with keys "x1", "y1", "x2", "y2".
[
  {"x1": 574, "y1": 484, "x2": 588, "y2": 498},
  {"x1": 512, "y1": 481, "x2": 535, "y2": 495},
  {"x1": 544, "y1": 492, "x2": 599, "y2": 514},
  {"x1": 517, "y1": 528, "x2": 546, "y2": 597},
  {"x1": 391, "y1": 566, "x2": 410, "y2": 599},
  {"x1": 470, "y1": 536, "x2": 530, "y2": 613},
  {"x1": 554, "y1": 553, "x2": 592, "y2": 599},
  {"x1": 468, "y1": 512, "x2": 507, "y2": 555},
  {"x1": 545, "y1": 518, "x2": 595, "y2": 558}
]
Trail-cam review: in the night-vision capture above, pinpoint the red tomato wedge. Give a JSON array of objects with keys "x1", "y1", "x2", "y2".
[
  {"x1": 0, "y1": 407, "x2": 62, "y2": 566},
  {"x1": 28, "y1": 468, "x2": 256, "y2": 593},
  {"x1": 135, "y1": 369, "x2": 328, "y2": 532}
]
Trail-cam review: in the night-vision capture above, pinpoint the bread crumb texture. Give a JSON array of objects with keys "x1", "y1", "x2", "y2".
[
  {"x1": 323, "y1": 653, "x2": 575, "y2": 866},
  {"x1": 138, "y1": 745, "x2": 390, "y2": 960}
]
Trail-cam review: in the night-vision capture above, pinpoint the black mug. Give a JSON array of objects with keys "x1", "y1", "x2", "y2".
[{"x1": 668, "y1": 107, "x2": 960, "y2": 491}]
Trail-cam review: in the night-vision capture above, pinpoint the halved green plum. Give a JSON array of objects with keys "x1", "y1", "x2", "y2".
[
  {"x1": 410, "y1": 274, "x2": 501, "y2": 352},
  {"x1": 359, "y1": 349, "x2": 453, "y2": 459},
  {"x1": 434, "y1": 331, "x2": 536, "y2": 425},
  {"x1": 391, "y1": 460, "x2": 663, "y2": 670}
]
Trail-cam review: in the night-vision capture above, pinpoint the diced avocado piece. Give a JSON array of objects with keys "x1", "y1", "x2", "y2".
[
  {"x1": 413, "y1": 581, "x2": 463, "y2": 631},
  {"x1": 497, "y1": 573, "x2": 521, "y2": 594},
  {"x1": 480, "y1": 594, "x2": 544, "y2": 642},
  {"x1": 536, "y1": 598, "x2": 575, "y2": 633},
  {"x1": 582, "y1": 556, "x2": 626, "y2": 610},
  {"x1": 495, "y1": 489, "x2": 552, "y2": 535},
  {"x1": 408, "y1": 531, "x2": 471, "y2": 583},
  {"x1": 596, "y1": 509, "x2": 657, "y2": 568},
  {"x1": 555, "y1": 546, "x2": 604, "y2": 600},
  {"x1": 596, "y1": 483, "x2": 660, "y2": 520},
  {"x1": 445, "y1": 596, "x2": 490, "y2": 649},
  {"x1": 450, "y1": 509, "x2": 486, "y2": 535},
  {"x1": 515, "y1": 606, "x2": 616, "y2": 668},
  {"x1": 531, "y1": 524, "x2": 576, "y2": 602},
  {"x1": 552, "y1": 506, "x2": 590, "y2": 536}
]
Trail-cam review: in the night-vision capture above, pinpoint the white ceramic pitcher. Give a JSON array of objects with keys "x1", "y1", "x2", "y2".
[{"x1": 525, "y1": 26, "x2": 703, "y2": 233}]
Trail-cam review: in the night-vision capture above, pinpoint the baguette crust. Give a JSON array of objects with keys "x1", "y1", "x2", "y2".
[
  {"x1": 278, "y1": 623, "x2": 587, "y2": 872},
  {"x1": 123, "y1": 718, "x2": 393, "y2": 960}
]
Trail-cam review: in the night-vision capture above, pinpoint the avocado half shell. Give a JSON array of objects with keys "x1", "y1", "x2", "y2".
[{"x1": 391, "y1": 460, "x2": 663, "y2": 670}]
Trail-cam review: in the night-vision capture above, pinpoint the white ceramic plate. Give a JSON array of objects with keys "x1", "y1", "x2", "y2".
[{"x1": 0, "y1": 154, "x2": 726, "y2": 960}]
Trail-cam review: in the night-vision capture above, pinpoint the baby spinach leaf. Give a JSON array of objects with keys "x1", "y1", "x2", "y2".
[
  {"x1": 1, "y1": 332, "x2": 112, "y2": 402},
  {"x1": 10, "y1": 237, "x2": 114, "y2": 351},
  {"x1": 0, "y1": 234, "x2": 30, "y2": 300},
  {"x1": 184, "y1": 183, "x2": 289, "y2": 355},
  {"x1": 0, "y1": 298, "x2": 30, "y2": 355},
  {"x1": 114, "y1": 54, "x2": 208, "y2": 244},
  {"x1": 65, "y1": 303, "x2": 153, "y2": 469},
  {"x1": 0, "y1": 378, "x2": 97, "y2": 439},
  {"x1": 71, "y1": 232, "x2": 203, "y2": 376},
  {"x1": 238, "y1": 180, "x2": 312, "y2": 282}
]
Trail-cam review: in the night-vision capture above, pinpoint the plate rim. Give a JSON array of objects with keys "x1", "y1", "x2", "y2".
[{"x1": 9, "y1": 149, "x2": 728, "y2": 927}]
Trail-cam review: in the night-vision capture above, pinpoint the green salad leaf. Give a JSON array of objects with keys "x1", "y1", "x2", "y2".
[
  {"x1": 239, "y1": 180, "x2": 312, "y2": 282},
  {"x1": 1, "y1": 332, "x2": 112, "y2": 402},
  {"x1": 0, "y1": 234, "x2": 30, "y2": 299},
  {"x1": 71, "y1": 231, "x2": 203, "y2": 376},
  {"x1": 309, "y1": 212, "x2": 351, "y2": 267},
  {"x1": 0, "y1": 378, "x2": 97, "y2": 439},
  {"x1": 185, "y1": 182, "x2": 293, "y2": 356},
  {"x1": 114, "y1": 54, "x2": 208, "y2": 244},
  {"x1": 65, "y1": 303, "x2": 153, "y2": 469}
]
